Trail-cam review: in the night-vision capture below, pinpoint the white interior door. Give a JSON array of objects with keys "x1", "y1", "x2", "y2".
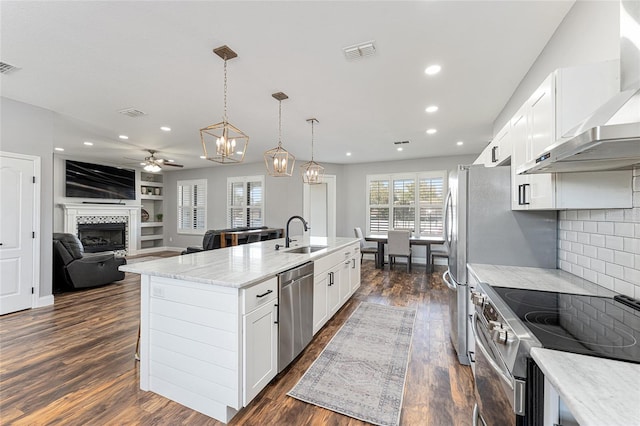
[
  {"x1": 0, "y1": 152, "x2": 39, "y2": 315},
  {"x1": 303, "y1": 175, "x2": 336, "y2": 238}
]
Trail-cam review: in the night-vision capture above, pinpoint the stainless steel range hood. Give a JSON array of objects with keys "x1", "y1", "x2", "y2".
[{"x1": 518, "y1": 1, "x2": 640, "y2": 175}]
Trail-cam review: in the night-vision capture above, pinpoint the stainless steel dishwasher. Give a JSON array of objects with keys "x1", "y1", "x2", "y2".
[{"x1": 277, "y1": 261, "x2": 314, "y2": 372}]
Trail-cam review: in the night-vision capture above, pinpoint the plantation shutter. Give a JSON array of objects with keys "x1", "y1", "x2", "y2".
[{"x1": 177, "y1": 179, "x2": 207, "y2": 233}]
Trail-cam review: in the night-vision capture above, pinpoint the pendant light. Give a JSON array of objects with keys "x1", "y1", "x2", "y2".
[
  {"x1": 264, "y1": 92, "x2": 295, "y2": 176},
  {"x1": 200, "y1": 45, "x2": 249, "y2": 164},
  {"x1": 300, "y1": 118, "x2": 324, "y2": 184}
]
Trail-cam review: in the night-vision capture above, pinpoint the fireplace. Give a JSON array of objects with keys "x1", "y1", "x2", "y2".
[{"x1": 78, "y1": 223, "x2": 126, "y2": 253}]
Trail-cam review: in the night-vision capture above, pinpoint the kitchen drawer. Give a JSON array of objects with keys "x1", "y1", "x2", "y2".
[{"x1": 242, "y1": 277, "x2": 277, "y2": 314}]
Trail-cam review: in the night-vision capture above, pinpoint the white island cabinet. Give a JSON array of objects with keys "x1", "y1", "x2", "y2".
[{"x1": 121, "y1": 237, "x2": 360, "y2": 424}]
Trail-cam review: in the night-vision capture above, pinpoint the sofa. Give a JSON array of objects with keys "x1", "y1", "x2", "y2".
[
  {"x1": 181, "y1": 226, "x2": 282, "y2": 255},
  {"x1": 53, "y1": 233, "x2": 127, "y2": 293}
]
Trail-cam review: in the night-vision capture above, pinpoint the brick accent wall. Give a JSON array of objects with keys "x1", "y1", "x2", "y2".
[{"x1": 558, "y1": 167, "x2": 640, "y2": 299}]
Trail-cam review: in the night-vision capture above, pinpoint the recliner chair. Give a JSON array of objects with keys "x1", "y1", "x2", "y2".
[{"x1": 53, "y1": 233, "x2": 127, "y2": 293}]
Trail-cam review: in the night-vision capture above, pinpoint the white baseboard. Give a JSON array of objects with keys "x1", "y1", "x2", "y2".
[{"x1": 36, "y1": 294, "x2": 54, "y2": 308}]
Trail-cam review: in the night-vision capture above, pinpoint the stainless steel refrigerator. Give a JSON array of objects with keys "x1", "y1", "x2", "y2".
[{"x1": 443, "y1": 165, "x2": 557, "y2": 365}]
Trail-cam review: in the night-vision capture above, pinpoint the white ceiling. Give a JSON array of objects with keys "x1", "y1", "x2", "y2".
[{"x1": 1, "y1": 1, "x2": 574, "y2": 170}]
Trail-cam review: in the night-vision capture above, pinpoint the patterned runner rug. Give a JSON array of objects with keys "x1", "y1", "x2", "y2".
[{"x1": 288, "y1": 302, "x2": 416, "y2": 426}]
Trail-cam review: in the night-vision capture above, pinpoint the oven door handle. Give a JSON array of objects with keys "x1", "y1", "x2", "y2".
[
  {"x1": 442, "y1": 269, "x2": 456, "y2": 291},
  {"x1": 472, "y1": 314, "x2": 513, "y2": 388}
]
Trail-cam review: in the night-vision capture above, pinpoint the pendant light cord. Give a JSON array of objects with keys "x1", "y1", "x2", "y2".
[
  {"x1": 278, "y1": 100, "x2": 282, "y2": 147},
  {"x1": 223, "y1": 57, "x2": 228, "y2": 122},
  {"x1": 310, "y1": 120, "x2": 315, "y2": 161}
]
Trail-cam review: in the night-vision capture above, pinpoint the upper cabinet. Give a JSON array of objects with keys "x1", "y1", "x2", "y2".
[
  {"x1": 510, "y1": 60, "x2": 632, "y2": 210},
  {"x1": 474, "y1": 121, "x2": 512, "y2": 168}
]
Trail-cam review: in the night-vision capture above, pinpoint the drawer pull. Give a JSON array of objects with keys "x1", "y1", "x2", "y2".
[{"x1": 256, "y1": 289, "x2": 274, "y2": 298}]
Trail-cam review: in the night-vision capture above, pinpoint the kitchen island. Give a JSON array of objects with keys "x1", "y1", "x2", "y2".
[{"x1": 121, "y1": 237, "x2": 361, "y2": 423}]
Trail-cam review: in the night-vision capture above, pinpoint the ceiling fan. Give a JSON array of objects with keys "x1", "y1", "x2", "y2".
[{"x1": 132, "y1": 150, "x2": 184, "y2": 173}]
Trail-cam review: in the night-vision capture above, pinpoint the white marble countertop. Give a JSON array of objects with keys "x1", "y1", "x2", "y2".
[
  {"x1": 467, "y1": 263, "x2": 616, "y2": 297},
  {"x1": 531, "y1": 348, "x2": 640, "y2": 426},
  {"x1": 120, "y1": 236, "x2": 359, "y2": 289}
]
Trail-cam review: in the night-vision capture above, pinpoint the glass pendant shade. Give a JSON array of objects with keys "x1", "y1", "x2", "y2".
[
  {"x1": 200, "y1": 45, "x2": 248, "y2": 164},
  {"x1": 264, "y1": 92, "x2": 295, "y2": 177},
  {"x1": 143, "y1": 163, "x2": 162, "y2": 173},
  {"x1": 301, "y1": 118, "x2": 324, "y2": 184}
]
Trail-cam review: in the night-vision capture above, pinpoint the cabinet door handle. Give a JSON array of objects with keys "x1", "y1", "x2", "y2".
[
  {"x1": 518, "y1": 184, "x2": 522, "y2": 205},
  {"x1": 522, "y1": 183, "x2": 530, "y2": 205},
  {"x1": 256, "y1": 289, "x2": 273, "y2": 298},
  {"x1": 352, "y1": 258, "x2": 356, "y2": 268},
  {"x1": 274, "y1": 303, "x2": 279, "y2": 324},
  {"x1": 328, "y1": 272, "x2": 334, "y2": 286},
  {"x1": 491, "y1": 146, "x2": 498, "y2": 163}
]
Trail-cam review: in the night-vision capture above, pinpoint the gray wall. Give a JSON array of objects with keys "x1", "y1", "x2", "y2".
[
  {"x1": 493, "y1": 0, "x2": 619, "y2": 134},
  {"x1": 163, "y1": 161, "x2": 346, "y2": 249},
  {"x1": 1, "y1": 97, "x2": 54, "y2": 298}
]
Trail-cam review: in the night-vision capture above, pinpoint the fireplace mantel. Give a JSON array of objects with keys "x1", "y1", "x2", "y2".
[{"x1": 60, "y1": 203, "x2": 142, "y2": 255}]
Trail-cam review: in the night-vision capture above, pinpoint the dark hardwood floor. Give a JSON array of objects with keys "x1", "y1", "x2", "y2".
[{"x1": 0, "y1": 254, "x2": 475, "y2": 425}]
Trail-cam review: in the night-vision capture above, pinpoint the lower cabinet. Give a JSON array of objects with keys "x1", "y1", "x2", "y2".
[
  {"x1": 242, "y1": 295, "x2": 278, "y2": 405},
  {"x1": 312, "y1": 242, "x2": 361, "y2": 335}
]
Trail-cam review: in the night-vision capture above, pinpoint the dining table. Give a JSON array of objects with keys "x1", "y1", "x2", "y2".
[{"x1": 365, "y1": 234, "x2": 445, "y2": 271}]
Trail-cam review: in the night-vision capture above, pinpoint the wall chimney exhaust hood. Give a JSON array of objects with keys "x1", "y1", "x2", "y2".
[{"x1": 518, "y1": 1, "x2": 640, "y2": 175}]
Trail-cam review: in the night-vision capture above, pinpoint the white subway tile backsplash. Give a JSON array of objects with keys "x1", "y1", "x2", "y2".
[
  {"x1": 624, "y1": 237, "x2": 640, "y2": 254},
  {"x1": 559, "y1": 221, "x2": 571, "y2": 230},
  {"x1": 606, "y1": 263, "x2": 624, "y2": 280},
  {"x1": 559, "y1": 240, "x2": 571, "y2": 251},
  {"x1": 636, "y1": 224, "x2": 640, "y2": 237},
  {"x1": 597, "y1": 273, "x2": 614, "y2": 290},
  {"x1": 583, "y1": 221, "x2": 598, "y2": 233},
  {"x1": 577, "y1": 254, "x2": 590, "y2": 268},
  {"x1": 605, "y1": 235, "x2": 624, "y2": 251},
  {"x1": 577, "y1": 210, "x2": 590, "y2": 220},
  {"x1": 625, "y1": 208, "x2": 640, "y2": 223},
  {"x1": 598, "y1": 222, "x2": 614, "y2": 235},
  {"x1": 559, "y1": 211, "x2": 567, "y2": 220},
  {"x1": 590, "y1": 210, "x2": 606, "y2": 221},
  {"x1": 614, "y1": 278, "x2": 634, "y2": 296},
  {"x1": 571, "y1": 221, "x2": 584, "y2": 232},
  {"x1": 591, "y1": 258, "x2": 606, "y2": 273},
  {"x1": 614, "y1": 222, "x2": 634, "y2": 237},
  {"x1": 583, "y1": 269, "x2": 598, "y2": 283},
  {"x1": 636, "y1": 254, "x2": 640, "y2": 269},
  {"x1": 597, "y1": 247, "x2": 614, "y2": 263},
  {"x1": 571, "y1": 264, "x2": 583, "y2": 277},
  {"x1": 624, "y1": 267, "x2": 639, "y2": 285},
  {"x1": 583, "y1": 245, "x2": 597, "y2": 258},
  {"x1": 577, "y1": 232, "x2": 590, "y2": 244},
  {"x1": 591, "y1": 234, "x2": 606, "y2": 247},
  {"x1": 572, "y1": 243, "x2": 584, "y2": 255},
  {"x1": 566, "y1": 211, "x2": 578, "y2": 220},
  {"x1": 566, "y1": 231, "x2": 578, "y2": 242},
  {"x1": 605, "y1": 209, "x2": 625, "y2": 222},
  {"x1": 558, "y1": 250, "x2": 567, "y2": 261},
  {"x1": 567, "y1": 252, "x2": 578, "y2": 264},
  {"x1": 614, "y1": 250, "x2": 635, "y2": 268}
]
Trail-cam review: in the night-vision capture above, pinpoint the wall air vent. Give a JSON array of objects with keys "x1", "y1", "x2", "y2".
[
  {"x1": 0, "y1": 62, "x2": 20, "y2": 74},
  {"x1": 394, "y1": 141, "x2": 410, "y2": 145},
  {"x1": 117, "y1": 108, "x2": 147, "y2": 118},
  {"x1": 343, "y1": 41, "x2": 376, "y2": 60}
]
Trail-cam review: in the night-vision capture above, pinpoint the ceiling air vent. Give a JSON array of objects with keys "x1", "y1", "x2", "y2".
[
  {"x1": 0, "y1": 62, "x2": 20, "y2": 74},
  {"x1": 118, "y1": 108, "x2": 147, "y2": 118},
  {"x1": 343, "y1": 41, "x2": 376, "y2": 61}
]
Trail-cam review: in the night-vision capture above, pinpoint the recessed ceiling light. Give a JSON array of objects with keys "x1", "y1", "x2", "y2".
[
  {"x1": 425, "y1": 65, "x2": 441, "y2": 75},
  {"x1": 346, "y1": 152, "x2": 352, "y2": 156},
  {"x1": 83, "y1": 141, "x2": 93, "y2": 146},
  {"x1": 457, "y1": 141, "x2": 464, "y2": 146},
  {"x1": 426, "y1": 128, "x2": 437, "y2": 135},
  {"x1": 119, "y1": 135, "x2": 129, "y2": 140},
  {"x1": 397, "y1": 147, "x2": 403, "y2": 152},
  {"x1": 200, "y1": 155, "x2": 206, "y2": 159},
  {"x1": 54, "y1": 147, "x2": 64, "y2": 152},
  {"x1": 160, "y1": 126, "x2": 171, "y2": 132},
  {"x1": 425, "y1": 105, "x2": 439, "y2": 113}
]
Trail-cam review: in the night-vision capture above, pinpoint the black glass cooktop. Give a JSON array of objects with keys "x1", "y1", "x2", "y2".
[{"x1": 493, "y1": 287, "x2": 640, "y2": 364}]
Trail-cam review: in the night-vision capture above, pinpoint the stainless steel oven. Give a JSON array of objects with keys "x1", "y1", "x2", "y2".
[{"x1": 471, "y1": 282, "x2": 543, "y2": 426}]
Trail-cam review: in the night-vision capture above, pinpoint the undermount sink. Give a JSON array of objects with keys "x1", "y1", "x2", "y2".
[{"x1": 285, "y1": 245, "x2": 327, "y2": 254}]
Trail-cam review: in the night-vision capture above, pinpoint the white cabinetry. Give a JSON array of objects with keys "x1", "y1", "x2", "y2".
[
  {"x1": 139, "y1": 171, "x2": 164, "y2": 251},
  {"x1": 242, "y1": 277, "x2": 278, "y2": 406},
  {"x1": 312, "y1": 242, "x2": 360, "y2": 335},
  {"x1": 474, "y1": 123, "x2": 512, "y2": 167},
  {"x1": 510, "y1": 61, "x2": 630, "y2": 210}
]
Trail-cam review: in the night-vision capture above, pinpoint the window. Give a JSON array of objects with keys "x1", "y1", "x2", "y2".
[
  {"x1": 177, "y1": 179, "x2": 207, "y2": 234},
  {"x1": 227, "y1": 175, "x2": 264, "y2": 228},
  {"x1": 366, "y1": 171, "x2": 446, "y2": 236}
]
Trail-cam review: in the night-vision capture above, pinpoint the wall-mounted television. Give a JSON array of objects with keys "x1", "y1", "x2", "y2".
[{"x1": 65, "y1": 160, "x2": 136, "y2": 200}]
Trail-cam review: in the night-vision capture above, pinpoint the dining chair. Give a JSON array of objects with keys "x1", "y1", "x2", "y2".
[
  {"x1": 354, "y1": 227, "x2": 378, "y2": 264},
  {"x1": 387, "y1": 229, "x2": 412, "y2": 272},
  {"x1": 430, "y1": 244, "x2": 449, "y2": 273}
]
